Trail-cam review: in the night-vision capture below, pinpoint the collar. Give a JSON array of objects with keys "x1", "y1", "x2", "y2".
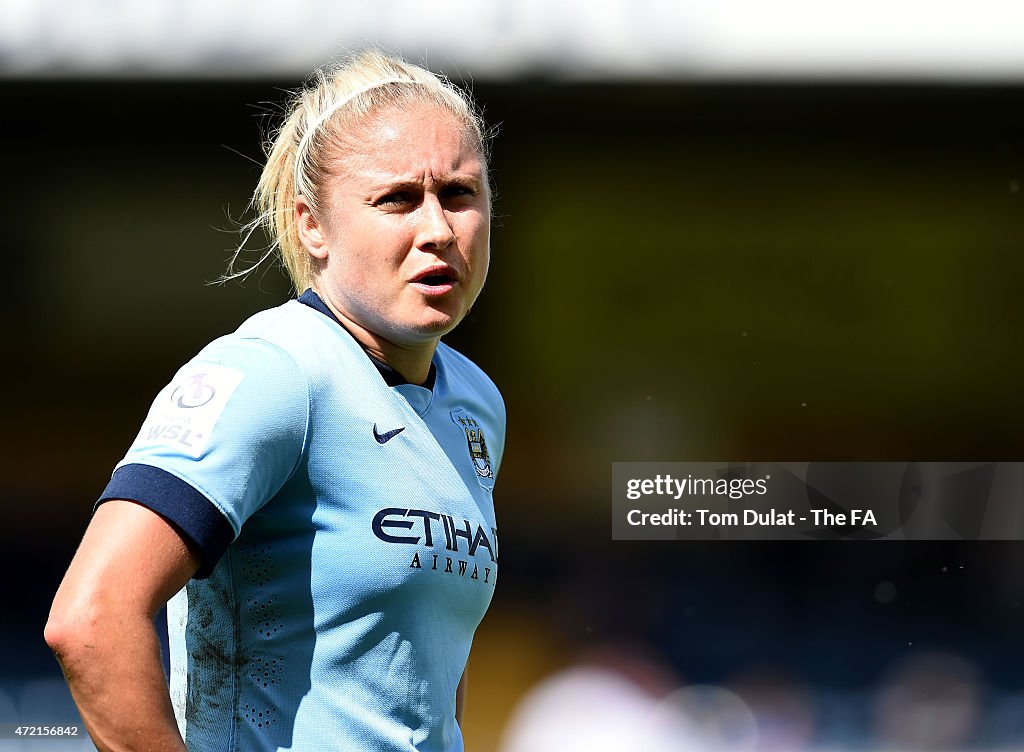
[{"x1": 296, "y1": 288, "x2": 437, "y2": 390}]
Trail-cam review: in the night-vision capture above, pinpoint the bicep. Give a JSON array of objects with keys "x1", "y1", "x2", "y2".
[
  {"x1": 46, "y1": 501, "x2": 196, "y2": 751},
  {"x1": 51, "y1": 500, "x2": 200, "y2": 625}
]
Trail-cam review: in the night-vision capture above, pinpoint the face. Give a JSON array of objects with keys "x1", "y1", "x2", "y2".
[{"x1": 298, "y1": 103, "x2": 490, "y2": 354}]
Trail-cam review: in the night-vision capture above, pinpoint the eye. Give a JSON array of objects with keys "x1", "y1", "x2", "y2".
[
  {"x1": 441, "y1": 184, "x2": 478, "y2": 202},
  {"x1": 375, "y1": 191, "x2": 413, "y2": 207}
]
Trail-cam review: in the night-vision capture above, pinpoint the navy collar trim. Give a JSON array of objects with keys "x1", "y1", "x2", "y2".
[{"x1": 296, "y1": 289, "x2": 436, "y2": 390}]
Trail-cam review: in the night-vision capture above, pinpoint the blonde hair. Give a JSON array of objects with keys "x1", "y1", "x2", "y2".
[{"x1": 229, "y1": 49, "x2": 491, "y2": 291}]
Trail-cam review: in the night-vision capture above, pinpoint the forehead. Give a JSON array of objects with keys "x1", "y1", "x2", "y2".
[{"x1": 336, "y1": 104, "x2": 484, "y2": 185}]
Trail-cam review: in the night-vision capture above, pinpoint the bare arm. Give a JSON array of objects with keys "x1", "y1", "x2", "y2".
[{"x1": 45, "y1": 500, "x2": 201, "y2": 752}]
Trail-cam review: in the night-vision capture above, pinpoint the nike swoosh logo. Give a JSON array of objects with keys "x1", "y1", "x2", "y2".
[{"x1": 373, "y1": 424, "x2": 406, "y2": 444}]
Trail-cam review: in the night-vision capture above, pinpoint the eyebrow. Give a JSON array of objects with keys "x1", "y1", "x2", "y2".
[
  {"x1": 364, "y1": 173, "x2": 483, "y2": 197},
  {"x1": 364, "y1": 171, "x2": 483, "y2": 191}
]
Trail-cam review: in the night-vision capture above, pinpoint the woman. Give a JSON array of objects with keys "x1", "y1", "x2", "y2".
[{"x1": 45, "y1": 50, "x2": 504, "y2": 752}]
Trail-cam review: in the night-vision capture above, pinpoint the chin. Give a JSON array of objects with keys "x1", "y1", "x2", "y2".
[
  {"x1": 415, "y1": 303, "x2": 468, "y2": 335},
  {"x1": 416, "y1": 316, "x2": 460, "y2": 338},
  {"x1": 388, "y1": 313, "x2": 460, "y2": 344}
]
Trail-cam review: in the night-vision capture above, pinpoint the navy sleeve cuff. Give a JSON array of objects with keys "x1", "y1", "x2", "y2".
[{"x1": 97, "y1": 463, "x2": 235, "y2": 579}]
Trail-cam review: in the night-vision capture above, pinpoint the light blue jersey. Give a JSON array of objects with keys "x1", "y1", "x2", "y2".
[{"x1": 100, "y1": 293, "x2": 504, "y2": 751}]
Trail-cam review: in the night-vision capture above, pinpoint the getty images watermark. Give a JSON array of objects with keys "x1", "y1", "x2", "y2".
[{"x1": 611, "y1": 462, "x2": 1024, "y2": 541}]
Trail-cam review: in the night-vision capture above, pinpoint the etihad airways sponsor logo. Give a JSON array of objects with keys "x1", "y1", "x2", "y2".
[
  {"x1": 371, "y1": 507, "x2": 499, "y2": 585},
  {"x1": 371, "y1": 508, "x2": 497, "y2": 561}
]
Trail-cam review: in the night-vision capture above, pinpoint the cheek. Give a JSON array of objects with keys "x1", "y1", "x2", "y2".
[
  {"x1": 327, "y1": 220, "x2": 403, "y2": 281},
  {"x1": 465, "y1": 230, "x2": 491, "y2": 296},
  {"x1": 474, "y1": 226, "x2": 492, "y2": 281},
  {"x1": 459, "y1": 210, "x2": 490, "y2": 255}
]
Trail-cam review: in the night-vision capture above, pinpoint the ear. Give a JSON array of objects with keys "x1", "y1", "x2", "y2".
[{"x1": 296, "y1": 196, "x2": 329, "y2": 260}]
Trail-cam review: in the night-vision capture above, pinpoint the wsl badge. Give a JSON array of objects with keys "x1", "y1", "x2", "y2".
[{"x1": 450, "y1": 409, "x2": 494, "y2": 486}]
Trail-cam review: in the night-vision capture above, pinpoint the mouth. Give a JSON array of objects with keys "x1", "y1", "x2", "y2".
[
  {"x1": 410, "y1": 266, "x2": 459, "y2": 295},
  {"x1": 417, "y1": 272, "x2": 456, "y2": 286}
]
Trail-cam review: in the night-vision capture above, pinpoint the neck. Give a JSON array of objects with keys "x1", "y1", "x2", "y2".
[{"x1": 318, "y1": 298, "x2": 437, "y2": 386}]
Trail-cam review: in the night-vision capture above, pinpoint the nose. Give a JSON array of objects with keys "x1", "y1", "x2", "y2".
[{"x1": 415, "y1": 193, "x2": 456, "y2": 252}]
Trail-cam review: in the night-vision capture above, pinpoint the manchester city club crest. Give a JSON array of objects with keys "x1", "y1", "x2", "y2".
[{"x1": 450, "y1": 409, "x2": 493, "y2": 483}]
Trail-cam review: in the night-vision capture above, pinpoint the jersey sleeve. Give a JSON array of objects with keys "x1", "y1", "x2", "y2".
[{"x1": 97, "y1": 336, "x2": 310, "y2": 577}]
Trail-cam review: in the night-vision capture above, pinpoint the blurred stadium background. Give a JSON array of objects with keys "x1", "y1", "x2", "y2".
[{"x1": 2, "y1": 1, "x2": 1024, "y2": 749}]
